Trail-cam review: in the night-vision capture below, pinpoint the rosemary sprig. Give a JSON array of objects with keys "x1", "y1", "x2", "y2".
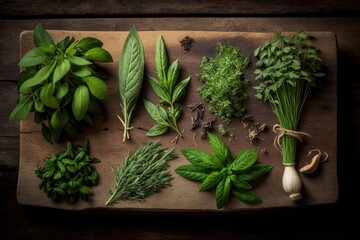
[{"x1": 105, "y1": 141, "x2": 177, "y2": 206}]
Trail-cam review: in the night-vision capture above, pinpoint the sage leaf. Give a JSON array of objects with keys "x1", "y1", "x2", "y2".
[
  {"x1": 181, "y1": 148, "x2": 222, "y2": 170},
  {"x1": 175, "y1": 165, "x2": 209, "y2": 182},
  {"x1": 77, "y1": 37, "x2": 103, "y2": 52},
  {"x1": 53, "y1": 58, "x2": 71, "y2": 84},
  {"x1": 207, "y1": 132, "x2": 232, "y2": 165},
  {"x1": 199, "y1": 171, "x2": 223, "y2": 192},
  {"x1": 232, "y1": 189, "x2": 262, "y2": 205},
  {"x1": 146, "y1": 123, "x2": 169, "y2": 137},
  {"x1": 33, "y1": 22, "x2": 54, "y2": 47},
  {"x1": 172, "y1": 77, "x2": 190, "y2": 103},
  {"x1": 8, "y1": 95, "x2": 33, "y2": 121},
  {"x1": 166, "y1": 59, "x2": 179, "y2": 91},
  {"x1": 155, "y1": 35, "x2": 168, "y2": 83},
  {"x1": 230, "y1": 149, "x2": 258, "y2": 171},
  {"x1": 84, "y1": 47, "x2": 113, "y2": 62},
  {"x1": 118, "y1": 26, "x2": 145, "y2": 141},
  {"x1": 18, "y1": 47, "x2": 49, "y2": 67},
  {"x1": 83, "y1": 76, "x2": 109, "y2": 100},
  {"x1": 72, "y1": 85, "x2": 89, "y2": 121}
]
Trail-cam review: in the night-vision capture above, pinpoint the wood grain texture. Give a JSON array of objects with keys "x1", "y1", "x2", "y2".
[
  {"x1": 1, "y1": 0, "x2": 359, "y2": 17},
  {"x1": 16, "y1": 30, "x2": 338, "y2": 211}
]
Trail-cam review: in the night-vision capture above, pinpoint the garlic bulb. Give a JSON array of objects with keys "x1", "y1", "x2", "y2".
[{"x1": 282, "y1": 165, "x2": 302, "y2": 201}]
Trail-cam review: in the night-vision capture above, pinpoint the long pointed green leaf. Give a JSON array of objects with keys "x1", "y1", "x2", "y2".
[
  {"x1": 72, "y1": 85, "x2": 89, "y2": 121},
  {"x1": 8, "y1": 95, "x2": 33, "y2": 121},
  {"x1": 33, "y1": 22, "x2": 54, "y2": 47},
  {"x1": 155, "y1": 35, "x2": 168, "y2": 83}
]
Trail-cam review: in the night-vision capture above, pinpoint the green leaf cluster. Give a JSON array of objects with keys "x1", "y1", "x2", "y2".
[
  {"x1": 253, "y1": 31, "x2": 325, "y2": 165},
  {"x1": 34, "y1": 139, "x2": 101, "y2": 204},
  {"x1": 197, "y1": 43, "x2": 250, "y2": 124},
  {"x1": 144, "y1": 35, "x2": 190, "y2": 138},
  {"x1": 118, "y1": 27, "x2": 145, "y2": 142},
  {"x1": 9, "y1": 22, "x2": 113, "y2": 144},
  {"x1": 105, "y1": 141, "x2": 177, "y2": 205},
  {"x1": 175, "y1": 132, "x2": 273, "y2": 209}
]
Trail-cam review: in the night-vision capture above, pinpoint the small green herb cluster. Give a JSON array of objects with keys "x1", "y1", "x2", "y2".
[
  {"x1": 9, "y1": 23, "x2": 113, "y2": 144},
  {"x1": 198, "y1": 43, "x2": 250, "y2": 124},
  {"x1": 144, "y1": 35, "x2": 190, "y2": 138},
  {"x1": 176, "y1": 132, "x2": 272, "y2": 209},
  {"x1": 35, "y1": 139, "x2": 101, "y2": 203},
  {"x1": 106, "y1": 141, "x2": 177, "y2": 205}
]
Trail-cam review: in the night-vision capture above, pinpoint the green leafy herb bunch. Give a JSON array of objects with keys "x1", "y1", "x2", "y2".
[
  {"x1": 9, "y1": 23, "x2": 113, "y2": 144},
  {"x1": 197, "y1": 43, "x2": 250, "y2": 124},
  {"x1": 35, "y1": 139, "x2": 101, "y2": 204},
  {"x1": 144, "y1": 35, "x2": 190, "y2": 138},
  {"x1": 175, "y1": 132, "x2": 273, "y2": 209}
]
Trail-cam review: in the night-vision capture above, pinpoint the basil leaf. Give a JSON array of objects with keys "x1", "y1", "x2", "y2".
[
  {"x1": 231, "y1": 178, "x2": 252, "y2": 190},
  {"x1": 19, "y1": 63, "x2": 55, "y2": 94},
  {"x1": 41, "y1": 123, "x2": 53, "y2": 144},
  {"x1": 18, "y1": 47, "x2": 49, "y2": 67},
  {"x1": 83, "y1": 76, "x2": 109, "y2": 100},
  {"x1": 57, "y1": 36, "x2": 74, "y2": 52},
  {"x1": 33, "y1": 22, "x2": 54, "y2": 48},
  {"x1": 172, "y1": 77, "x2": 190, "y2": 103},
  {"x1": 87, "y1": 97, "x2": 102, "y2": 114},
  {"x1": 237, "y1": 164, "x2": 273, "y2": 181},
  {"x1": 84, "y1": 47, "x2": 113, "y2": 62},
  {"x1": 34, "y1": 98, "x2": 45, "y2": 112},
  {"x1": 8, "y1": 95, "x2": 33, "y2": 121},
  {"x1": 174, "y1": 165, "x2": 209, "y2": 182},
  {"x1": 64, "y1": 123, "x2": 79, "y2": 139},
  {"x1": 199, "y1": 171, "x2": 223, "y2": 192},
  {"x1": 166, "y1": 59, "x2": 179, "y2": 91},
  {"x1": 207, "y1": 132, "x2": 231, "y2": 165},
  {"x1": 148, "y1": 76, "x2": 171, "y2": 104},
  {"x1": 72, "y1": 85, "x2": 89, "y2": 121},
  {"x1": 56, "y1": 82, "x2": 69, "y2": 100},
  {"x1": 181, "y1": 148, "x2": 222, "y2": 170},
  {"x1": 146, "y1": 124, "x2": 169, "y2": 137},
  {"x1": 77, "y1": 37, "x2": 103, "y2": 52},
  {"x1": 72, "y1": 67, "x2": 92, "y2": 78},
  {"x1": 232, "y1": 189, "x2": 262, "y2": 205},
  {"x1": 50, "y1": 109, "x2": 69, "y2": 129},
  {"x1": 230, "y1": 148, "x2": 258, "y2": 171},
  {"x1": 66, "y1": 55, "x2": 92, "y2": 66},
  {"x1": 40, "y1": 83, "x2": 59, "y2": 109},
  {"x1": 143, "y1": 99, "x2": 168, "y2": 124},
  {"x1": 155, "y1": 35, "x2": 168, "y2": 83},
  {"x1": 53, "y1": 58, "x2": 71, "y2": 84},
  {"x1": 215, "y1": 176, "x2": 231, "y2": 209}
]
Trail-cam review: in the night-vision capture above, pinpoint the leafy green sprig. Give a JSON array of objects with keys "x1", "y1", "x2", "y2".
[
  {"x1": 144, "y1": 35, "x2": 190, "y2": 138},
  {"x1": 175, "y1": 132, "x2": 272, "y2": 209},
  {"x1": 9, "y1": 23, "x2": 113, "y2": 144},
  {"x1": 35, "y1": 139, "x2": 101, "y2": 204},
  {"x1": 105, "y1": 140, "x2": 177, "y2": 206},
  {"x1": 197, "y1": 43, "x2": 250, "y2": 124}
]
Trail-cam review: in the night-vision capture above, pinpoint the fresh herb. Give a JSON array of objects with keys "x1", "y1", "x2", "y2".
[
  {"x1": 253, "y1": 31, "x2": 325, "y2": 200},
  {"x1": 218, "y1": 124, "x2": 228, "y2": 136},
  {"x1": 9, "y1": 23, "x2": 113, "y2": 144},
  {"x1": 117, "y1": 27, "x2": 145, "y2": 142},
  {"x1": 144, "y1": 35, "x2": 191, "y2": 139},
  {"x1": 175, "y1": 132, "x2": 272, "y2": 209},
  {"x1": 105, "y1": 140, "x2": 177, "y2": 206},
  {"x1": 34, "y1": 139, "x2": 101, "y2": 203},
  {"x1": 197, "y1": 43, "x2": 250, "y2": 124},
  {"x1": 180, "y1": 36, "x2": 194, "y2": 53}
]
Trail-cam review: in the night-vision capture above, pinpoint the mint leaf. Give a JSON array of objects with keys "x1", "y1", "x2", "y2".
[
  {"x1": 207, "y1": 132, "x2": 231, "y2": 165},
  {"x1": 182, "y1": 148, "x2": 222, "y2": 170},
  {"x1": 232, "y1": 189, "x2": 262, "y2": 205},
  {"x1": 237, "y1": 164, "x2": 273, "y2": 181},
  {"x1": 230, "y1": 148, "x2": 258, "y2": 171},
  {"x1": 199, "y1": 171, "x2": 223, "y2": 192},
  {"x1": 175, "y1": 165, "x2": 209, "y2": 182},
  {"x1": 215, "y1": 176, "x2": 231, "y2": 209}
]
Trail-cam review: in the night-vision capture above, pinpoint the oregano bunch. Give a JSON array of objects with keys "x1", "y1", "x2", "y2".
[
  {"x1": 9, "y1": 23, "x2": 113, "y2": 144},
  {"x1": 144, "y1": 35, "x2": 190, "y2": 138},
  {"x1": 35, "y1": 139, "x2": 101, "y2": 204},
  {"x1": 175, "y1": 132, "x2": 272, "y2": 209}
]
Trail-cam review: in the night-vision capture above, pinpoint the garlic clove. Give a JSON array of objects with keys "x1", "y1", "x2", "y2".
[
  {"x1": 300, "y1": 153, "x2": 321, "y2": 174},
  {"x1": 282, "y1": 165, "x2": 302, "y2": 201}
]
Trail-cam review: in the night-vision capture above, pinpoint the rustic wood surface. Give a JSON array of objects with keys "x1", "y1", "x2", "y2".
[
  {"x1": 17, "y1": 30, "x2": 338, "y2": 211},
  {"x1": 1, "y1": 0, "x2": 360, "y2": 238}
]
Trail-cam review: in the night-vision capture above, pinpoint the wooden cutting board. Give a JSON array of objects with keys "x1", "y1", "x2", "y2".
[{"x1": 17, "y1": 30, "x2": 338, "y2": 211}]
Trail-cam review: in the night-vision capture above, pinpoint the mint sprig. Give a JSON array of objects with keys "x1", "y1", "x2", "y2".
[{"x1": 175, "y1": 132, "x2": 273, "y2": 209}]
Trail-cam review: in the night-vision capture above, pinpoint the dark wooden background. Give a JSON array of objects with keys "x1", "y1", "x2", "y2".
[{"x1": 1, "y1": 1, "x2": 359, "y2": 239}]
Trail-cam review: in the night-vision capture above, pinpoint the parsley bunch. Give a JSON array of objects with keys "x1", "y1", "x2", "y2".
[{"x1": 176, "y1": 132, "x2": 272, "y2": 209}]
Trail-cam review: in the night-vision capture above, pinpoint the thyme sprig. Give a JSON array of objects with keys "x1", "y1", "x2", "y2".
[{"x1": 105, "y1": 141, "x2": 177, "y2": 206}]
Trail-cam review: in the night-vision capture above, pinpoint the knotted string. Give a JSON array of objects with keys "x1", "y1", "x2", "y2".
[{"x1": 272, "y1": 124, "x2": 311, "y2": 151}]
